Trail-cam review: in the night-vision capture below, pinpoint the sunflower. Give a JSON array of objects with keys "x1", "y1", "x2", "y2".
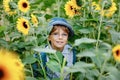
[
  {"x1": 17, "y1": 17, "x2": 30, "y2": 35},
  {"x1": 18, "y1": 0, "x2": 30, "y2": 13},
  {"x1": 112, "y1": 45, "x2": 120, "y2": 62},
  {"x1": 92, "y1": 0, "x2": 117, "y2": 17},
  {"x1": 100, "y1": 0, "x2": 117, "y2": 17},
  {"x1": 64, "y1": 0, "x2": 81, "y2": 18},
  {"x1": 31, "y1": 14, "x2": 38, "y2": 27},
  {"x1": 0, "y1": 49, "x2": 25, "y2": 80},
  {"x1": 3, "y1": 0, "x2": 16, "y2": 15}
]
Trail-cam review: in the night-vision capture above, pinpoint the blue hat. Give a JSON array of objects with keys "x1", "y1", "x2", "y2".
[{"x1": 48, "y1": 17, "x2": 74, "y2": 38}]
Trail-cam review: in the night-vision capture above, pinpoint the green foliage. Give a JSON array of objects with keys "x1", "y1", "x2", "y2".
[{"x1": 1, "y1": 0, "x2": 120, "y2": 80}]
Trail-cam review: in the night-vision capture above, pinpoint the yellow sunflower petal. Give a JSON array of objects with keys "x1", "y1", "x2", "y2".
[
  {"x1": 17, "y1": 17, "x2": 30, "y2": 35},
  {"x1": 31, "y1": 14, "x2": 38, "y2": 27},
  {"x1": 3, "y1": 0, "x2": 16, "y2": 15},
  {"x1": 99, "y1": 0, "x2": 117, "y2": 17},
  {"x1": 0, "y1": 49, "x2": 25, "y2": 80},
  {"x1": 104, "y1": 2, "x2": 117, "y2": 17},
  {"x1": 64, "y1": 1, "x2": 75, "y2": 18},
  {"x1": 18, "y1": 0, "x2": 30, "y2": 13},
  {"x1": 92, "y1": 2, "x2": 101, "y2": 11},
  {"x1": 112, "y1": 45, "x2": 120, "y2": 62},
  {"x1": 64, "y1": 0, "x2": 81, "y2": 18}
]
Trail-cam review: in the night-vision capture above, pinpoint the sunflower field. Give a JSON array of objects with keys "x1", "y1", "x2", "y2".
[{"x1": 1, "y1": 0, "x2": 120, "y2": 80}]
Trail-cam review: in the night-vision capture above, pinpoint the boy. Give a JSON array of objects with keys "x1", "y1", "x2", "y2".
[
  {"x1": 33, "y1": 17, "x2": 76, "y2": 79},
  {"x1": 47, "y1": 17, "x2": 75, "y2": 65}
]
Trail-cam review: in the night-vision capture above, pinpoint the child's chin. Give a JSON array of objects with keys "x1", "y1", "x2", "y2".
[{"x1": 56, "y1": 45, "x2": 64, "y2": 48}]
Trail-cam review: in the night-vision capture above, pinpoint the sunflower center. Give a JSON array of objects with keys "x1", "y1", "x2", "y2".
[
  {"x1": 74, "y1": 9, "x2": 78, "y2": 14},
  {"x1": 116, "y1": 50, "x2": 120, "y2": 56},
  {"x1": 23, "y1": 22, "x2": 28, "y2": 28},
  {"x1": 0, "y1": 69, "x2": 4, "y2": 79},
  {"x1": 22, "y1": 2, "x2": 28, "y2": 8},
  {"x1": 70, "y1": 6, "x2": 73, "y2": 10}
]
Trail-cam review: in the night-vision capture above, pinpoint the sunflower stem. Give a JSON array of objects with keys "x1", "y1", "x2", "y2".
[
  {"x1": 95, "y1": 1, "x2": 105, "y2": 49},
  {"x1": 98, "y1": 57, "x2": 108, "y2": 80},
  {"x1": 117, "y1": 3, "x2": 120, "y2": 32},
  {"x1": 57, "y1": 0, "x2": 62, "y2": 17},
  {"x1": 70, "y1": 73, "x2": 73, "y2": 80},
  {"x1": 30, "y1": 64, "x2": 34, "y2": 77},
  {"x1": 83, "y1": 7, "x2": 86, "y2": 27},
  {"x1": 60, "y1": 57, "x2": 66, "y2": 80},
  {"x1": 38, "y1": 53, "x2": 47, "y2": 79}
]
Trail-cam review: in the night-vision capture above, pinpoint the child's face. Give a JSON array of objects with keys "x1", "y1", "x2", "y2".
[{"x1": 48, "y1": 26, "x2": 69, "y2": 51}]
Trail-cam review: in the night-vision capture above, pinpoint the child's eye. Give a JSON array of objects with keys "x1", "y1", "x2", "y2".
[
  {"x1": 62, "y1": 33, "x2": 67, "y2": 36},
  {"x1": 53, "y1": 33, "x2": 58, "y2": 35}
]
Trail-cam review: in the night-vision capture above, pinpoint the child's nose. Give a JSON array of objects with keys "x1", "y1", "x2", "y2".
[{"x1": 58, "y1": 34, "x2": 63, "y2": 39}]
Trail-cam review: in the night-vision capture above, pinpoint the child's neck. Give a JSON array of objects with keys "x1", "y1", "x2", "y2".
[{"x1": 51, "y1": 45, "x2": 63, "y2": 52}]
